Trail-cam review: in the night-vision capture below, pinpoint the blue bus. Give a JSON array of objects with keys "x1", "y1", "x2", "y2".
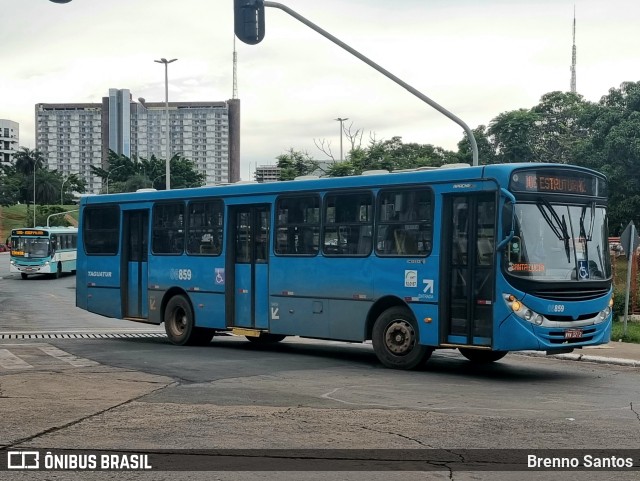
[
  {"x1": 75, "y1": 163, "x2": 612, "y2": 369},
  {"x1": 10, "y1": 226, "x2": 78, "y2": 279}
]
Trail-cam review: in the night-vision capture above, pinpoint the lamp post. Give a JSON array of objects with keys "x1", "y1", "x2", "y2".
[
  {"x1": 154, "y1": 57, "x2": 177, "y2": 190},
  {"x1": 334, "y1": 117, "x2": 348, "y2": 161},
  {"x1": 61, "y1": 176, "x2": 69, "y2": 205},
  {"x1": 33, "y1": 163, "x2": 36, "y2": 227},
  {"x1": 151, "y1": 173, "x2": 165, "y2": 189},
  {"x1": 106, "y1": 165, "x2": 124, "y2": 194}
]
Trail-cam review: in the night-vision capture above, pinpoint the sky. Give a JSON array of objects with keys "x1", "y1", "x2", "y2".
[{"x1": 1, "y1": 0, "x2": 639, "y2": 180}]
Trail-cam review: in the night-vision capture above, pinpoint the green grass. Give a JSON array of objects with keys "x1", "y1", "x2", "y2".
[
  {"x1": 611, "y1": 320, "x2": 640, "y2": 344},
  {"x1": 0, "y1": 204, "x2": 79, "y2": 242}
]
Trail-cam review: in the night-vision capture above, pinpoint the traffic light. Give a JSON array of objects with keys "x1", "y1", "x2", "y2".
[{"x1": 234, "y1": 0, "x2": 265, "y2": 45}]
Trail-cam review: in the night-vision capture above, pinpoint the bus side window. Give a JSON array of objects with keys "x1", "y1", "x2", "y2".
[
  {"x1": 83, "y1": 206, "x2": 120, "y2": 255},
  {"x1": 186, "y1": 200, "x2": 223, "y2": 256},
  {"x1": 376, "y1": 189, "x2": 433, "y2": 257},
  {"x1": 323, "y1": 192, "x2": 372, "y2": 256},
  {"x1": 275, "y1": 195, "x2": 320, "y2": 256},
  {"x1": 153, "y1": 203, "x2": 185, "y2": 255}
]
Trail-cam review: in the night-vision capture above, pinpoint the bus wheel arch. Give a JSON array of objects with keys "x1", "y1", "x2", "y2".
[
  {"x1": 365, "y1": 296, "x2": 410, "y2": 341},
  {"x1": 371, "y1": 305, "x2": 432, "y2": 370}
]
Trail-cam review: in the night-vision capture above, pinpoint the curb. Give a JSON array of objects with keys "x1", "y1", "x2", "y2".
[{"x1": 517, "y1": 350, "x2": 639, "y2": 367}]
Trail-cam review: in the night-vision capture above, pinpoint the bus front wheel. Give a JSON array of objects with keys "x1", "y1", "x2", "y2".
[
  {"x1": 458, "y1": 348, "x2": 508, "y2": 363},
  {"x1": 164, "y1": 295, "x2": 214, "y2": 346},
  {"x1": 21, "y1": 273, "x2": 28, "y2": 280},
  {"x1": 372, "y1": 307, "x2": 432, "y2": 370}
]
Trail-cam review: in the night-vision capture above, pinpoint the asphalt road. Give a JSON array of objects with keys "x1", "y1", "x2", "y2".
[{"x1": 1, "y1": 253, "x2": 639, "y2": 480}]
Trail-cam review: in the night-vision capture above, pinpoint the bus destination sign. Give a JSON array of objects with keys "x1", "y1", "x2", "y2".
[
  {"x1": 510, "y1": 170, "x2": 606, "y2": 197},
  {"x1": 12, "y1": 229, "x2": 47, "y2": 236}
]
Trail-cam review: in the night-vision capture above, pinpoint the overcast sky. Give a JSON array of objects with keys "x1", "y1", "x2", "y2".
[{"x1": 2, "y1": 0, "x2": 639, "y2": 180}]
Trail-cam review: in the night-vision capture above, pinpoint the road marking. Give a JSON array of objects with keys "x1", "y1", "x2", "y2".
[
  {"x1": 38, "y1": 345, "x2": 99, "y2": 367},
  {"x1": 0, "y1": 348, "x2": 34, "y2": 370}
]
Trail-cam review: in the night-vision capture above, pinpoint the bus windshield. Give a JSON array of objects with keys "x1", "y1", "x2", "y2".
[
  {"x1": 505, "y1": 201, "x2": 609, "y2": 281},
  {"x1": 12, "y1": 237, "x2": 51, "y2": 258}
]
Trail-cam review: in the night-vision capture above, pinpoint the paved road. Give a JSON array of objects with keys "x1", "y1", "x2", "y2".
[{"x1": 1, "y1": 253, "x2": 639, "y2": 480}]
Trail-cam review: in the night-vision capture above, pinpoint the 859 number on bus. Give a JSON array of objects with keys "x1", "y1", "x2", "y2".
[{"x1": 170, "y1": 268, "x2": 192, "y2": 281}]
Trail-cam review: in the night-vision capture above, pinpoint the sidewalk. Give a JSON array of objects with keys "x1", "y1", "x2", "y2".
[{"x1": 521, "y1": 341, "x2": 640, "y2": 367}]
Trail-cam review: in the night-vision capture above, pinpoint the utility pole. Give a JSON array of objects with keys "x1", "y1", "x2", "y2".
[{"x1": 570, "y1": 6, "x2": 577, "y2": 93}]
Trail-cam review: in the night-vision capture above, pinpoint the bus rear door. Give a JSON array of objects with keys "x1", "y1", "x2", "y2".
[
  {"x1": 122, "y1": 210, "x2": 149, "y2": 319},
  {"x1": 227, "y1": 205, "x2": 270, "y2": 330},
  {"x1": 441, "y1": 193, "x2": 496, "y2": 347}
]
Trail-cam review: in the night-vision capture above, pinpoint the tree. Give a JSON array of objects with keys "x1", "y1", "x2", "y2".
[
  {"x1": 531, "y1": 91, "x2": 591, "y2": 164},
  {"x1": 13, "y1": 147, "x2": 45, "y2": 204},
  {"x1": 91, "y1": 151, "x2": 205, "y2": 193},
  {"x1": 572, "y1": 82, "x2": 640, "y2": 233},
  {"x1": 456, "y1": 125, "x2": 497, "y2": 165},
  {"x1": 0, "y1": 163, "x2": 21, "y2": 206},
  {"x1": 277, "y1": 149, "x2": 320, "y2": 180},
  {"x1": 487, "y1": 109, "x2": 541, "y2": 163}
]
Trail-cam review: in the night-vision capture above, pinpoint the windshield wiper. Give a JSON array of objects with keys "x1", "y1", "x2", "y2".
[
  {"x1": 580, "y1": 202, "x2": 595, "y2": 242},
  {"x1": 537, "y1": 198, "x2": 571, "y2": 263}
]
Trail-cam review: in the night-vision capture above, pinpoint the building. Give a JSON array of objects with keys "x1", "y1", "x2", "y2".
[
  {"x1": 0, "y1": 119, "x2": 19, "y2": 164},
  {"x1": 35, "y1": 89, "x2": 240, "y2": 193},
  {"x1": 254, "y1": 165, "x2": 281, "y2": 183}
]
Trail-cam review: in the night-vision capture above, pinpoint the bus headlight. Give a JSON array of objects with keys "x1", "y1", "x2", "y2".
[
  {"x1": 597, "y1": 306, "x2": 611, "y2": 321},
  {"x1": 504, "y1": 294, "x2": 543, "y2": 325}
]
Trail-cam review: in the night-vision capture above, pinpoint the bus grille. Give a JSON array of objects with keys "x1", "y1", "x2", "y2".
[
  {"x1": 544, "y1": 313, "x2": 599, "y2": 322},
  {"x1": 532, "y1": 287, "x2": 609, "y2": 301}
]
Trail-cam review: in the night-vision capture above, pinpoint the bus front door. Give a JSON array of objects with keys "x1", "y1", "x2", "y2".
[
  {"x1": 441, "y1": 193, "x2": 496, "y2": 347},
  {"x1": 227, "y1": 205, "x2": 270, "y2": 330},
  {"x1": 122, "y1": 210, "x2": 149, "y2": 319}
]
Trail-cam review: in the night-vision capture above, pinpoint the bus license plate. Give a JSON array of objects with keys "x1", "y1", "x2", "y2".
[{"x1": 564, "y1": 329, "x2": 583, "y2": 339}]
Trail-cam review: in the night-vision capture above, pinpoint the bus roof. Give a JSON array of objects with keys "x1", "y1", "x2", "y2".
[{"x1": 80, "y1": 162, "x2": 605, "y2": 206}]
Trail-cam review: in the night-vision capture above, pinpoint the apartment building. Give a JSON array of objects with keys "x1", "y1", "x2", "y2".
[
  {"x1": 0, "y1": 119, "x2": 19, "y2": 164},
  {"x1": 35, "y1": 89, "x2": 240, "y2": 193}
]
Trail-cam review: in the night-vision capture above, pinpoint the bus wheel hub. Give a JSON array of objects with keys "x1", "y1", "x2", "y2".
[{"x1": 385, "y1": 321, "x2": 413, "y2": 354}]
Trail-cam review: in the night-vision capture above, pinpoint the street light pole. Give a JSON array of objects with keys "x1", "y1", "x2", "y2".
[
  {"x1": 105, "y1": 165, "x2": 124, "y2": 194},
  {"x1": 154, "y1": 57, "x2": 177, "y2": 190},
  {"x1": 33, "y1": 164, "x2": 36, "y2": 227},
  {"x1": 335, "y1": 117, "x2": 348, "y2": 161},
  {"x1": 61, "y1": 176, "x2": 69, "y2": 205},
  {"x1": 151, "y1": 173, "x2": 165, "y2": 189}
]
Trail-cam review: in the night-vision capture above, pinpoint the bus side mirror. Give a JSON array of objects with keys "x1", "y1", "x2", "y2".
[
  {"x1": 234, "y1": 0, "x2": 265, "y2": 45},
  {"x1": 497, "y1": 188, "x2": 516, "y2": 251}
]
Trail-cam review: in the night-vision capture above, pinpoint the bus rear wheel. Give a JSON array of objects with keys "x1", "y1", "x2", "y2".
[
  {"x1": 164, "y1": 294, "x2": 214, "y2": 346},
  {"x1": 372, "y1": 307, "x2": 432, "y2": 370},
  {"x1": 458, "y1": 348, "x2": 508, "y2": 363},
  {"x1": 246, "y1": 333, "x2": 286, "y2": 343}
]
